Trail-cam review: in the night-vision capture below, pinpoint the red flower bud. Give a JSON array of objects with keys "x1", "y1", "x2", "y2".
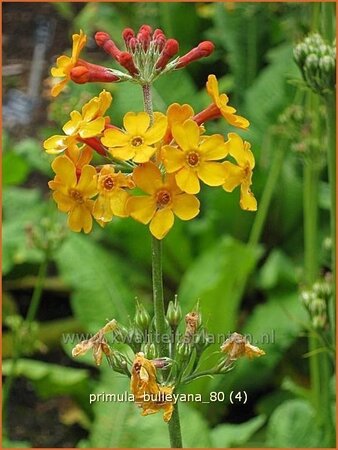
[
  {"x1": 155, "y1": 39, "x2": 179, "y2": 70},
  {"x1": 95, "y1": 31, "x2": 123, "y2": 62},
  {"x1": 122, "y1": 28, "x2": 135, "y2": 45},
  {"x1": 192, "y1": 104, "x2": 220, "y2": 125},
  {"x1": 139, "y1": 24, "x2": 153, "y2": 35},
  {"x1": 118, "y1": 52, "x2": 139, "y2": 76},
  {"x1": 153, "y1": 28, "x2": 166, "y2": 51},
  {"x1": 79, "y1": 137, "x2": 108, "y2": 157},
  {"x1": 175, "y1": 41, "x2": 214, "y2": 69},
  {"x1": 153, "y1": 28, "x2": 165, "y2": 40},
  {"x1": 129, "y1": 37, "x2": 138, "y2": 51},
  {"x1": 70, "y1": 63, "x2": 120, "y2": 84}
]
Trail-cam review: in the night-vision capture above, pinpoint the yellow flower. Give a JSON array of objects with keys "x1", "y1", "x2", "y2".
[
  {"x1": 220, "y1": 332, "x2": 265, "y2": 360},
  {"x1": 222, "y1": 132, "x2": 257, "y2": 211},
  {"x1": 44, "y1": 90, "x2": 112, "y2": 155},
  {"x1": 65, "y1": 143, "x2": 93, "y2": 172},
  {"x1": 48, "y1": 155, "x2": 97, "y2": 233},
  {"x1": 162, "y1": 119, "x2": 228, "y2": 194},
  {"x1": 131, "y1": 352, "x2": 174, "y2": 422},
  {"x1": 127, "y1": 162, "x2": 200, "y2": 240},
  {"x1": 206, "y1": 74, "x2": 250, "y2": 129},
  {"x1": 164, "y1": 103, "x2": 195, "y2": 143},
  {"x1": 93, "y1": 165, "x2": 135, "y2": 222},
  {"x1": 101, "y1": 111, "x2": 167, "y2": 163},
  {"x1": 51, "y1": 30, "x2": 87, "y2": 97}
]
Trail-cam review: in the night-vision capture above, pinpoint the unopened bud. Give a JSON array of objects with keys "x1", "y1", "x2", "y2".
[
  {"x1": 134, "y1": 299, "x2": 151, "y2": 331},
  {"x1": 95, "y1": 32, "x2": 123, "y2": 62},
  {"x1": 119, "y1": 52, "x2": 139, "y2": 75},
  {"x1": 122, "y1": 28, "x2": 135, "y2": 46},
  {"x1": 166, "y1": 296, "x2": 182, "y2": 328},
  {"x1": 152, "y1": 357, "x2": 172, "y2": 369},
  {"x1": 70, "y1": 64, "x2": 120, "y2": 84},
  {"x1": 142, "y1": 342, "x2": 157, "y2": 360},
  {"x1": 176, "y1": 41, "x2": 214, "y2": 69},
  {"x1": 155, "y1": 39, "x2": 179, "y2": 70}
]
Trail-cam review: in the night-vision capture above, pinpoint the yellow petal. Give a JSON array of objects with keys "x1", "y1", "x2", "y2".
[
  {"x1": 206, "y1": 74, "x2": 219, "y2": 103},
  {"x1": 172, "y1": 193, "x2": 200, "y2": 220},
  {"x1": 124, "y1": 111, "x2": 150, "y2": 136},
  {"x1": 222, "y1": 161, "x2": 244, "y2": 192},
  {"x1": 149, "y1": 208, "x2": 174, "y2": 240},
  {"x1": 97, "y1": 90, "x2": 113, "y2": 116},
  {"x1": 197, "y1": 161, "x2": 225, "y2": 186},
  {"x1": 77, "y1": 165, "x2": 98, "y2": 197},
  {"x1": 51, "y1": 55, "x2": 71, "y2": 77},
  {"x1": 225, "y1": 133, "x2": 248, "y2": 167},
  {"x1": 68, "y1": 204, "x2": 92, "y2": 233},
  {"x1": 109, "y1": 145, "x2": 135, "y2": 161},
  {"x1": 110, "y1": 189, "x2": 130, "y2": 217},
  {"x1": 162, "y1": 146, "x2": 185, "y2": 173},
  {"x1": 244, "y1": 141, "x2": 255, "y2": 169},
  {"x1": 132, "y1": 162, "x2": 163, "y2": 194},
  {"x1": 78, "y1": 117, "x2": 105, "y2": 139},
  {"x1": 221, "y1": 110, "x2": 250, "y2": 129},
  {"x1": 172, "y1": 120, "x2": 200, "y2": 151},
  {"x1": 63, "y1": 111, "x2": 82, "y2": 136},
  {"x1": 101, "y1": 128, "x2": 130, "y2": 148},
  {"x1": 199, "y1": 134, "x2": 228, "y2": 160},
  {"x1": 133, "y1": 145, "x2": 156, "y2": 163},
  {"x1": 53, "y1": 191, "x2": 73, "y2": 212},
  {"x1": 175, "y1": 167, "x2": 200, "y2": 194},
  {"x1": 240, "y1": 182, "x2": 257, "y2": 211},
  {"x1": 167, "y1": 103, "x2": 194, "y2": 127},
  {"x1": 71, "y1": 30, "x2": 87, "y2": 62},
  {"x1": 144, "y1": 112, "x2": 167, "y2": 145},
  {"x1": 51, "y1": 155, "x2": 77, "y2": 187},
  {"x1": 44, "y1": 135, "x2": 69, "y2": 154},
  {"x1": 51, "y1": 79, "x2": 68, "y2": 97},
  {"x1": 127, "y1": 196, "x2": 156, "y2": 224},
  {"x1": 93, "y1": 196, "x2": 113, "y2": 222},
  {"x1": 82, "y1": 97, "x2": 100, "y2": 122}
]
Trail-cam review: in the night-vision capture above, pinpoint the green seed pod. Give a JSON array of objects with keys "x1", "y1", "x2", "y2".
[
  {"x1": 142, "y1": 342, "x2": 157, "y2": 360},
  {"x1": 166, "y1": 296, "x2": 182, "y2": 329},
  {"x1": 134, "y1": 299, "x2": 151, "y2": 331}
]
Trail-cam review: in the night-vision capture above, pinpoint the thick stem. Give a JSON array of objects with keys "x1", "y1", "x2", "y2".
[
  {"x1": 168, "y1": 404, "x2": 183, "y2": 448},
  {"x1": 141, "y1": 82, "x2": 183, "y2": 447}
]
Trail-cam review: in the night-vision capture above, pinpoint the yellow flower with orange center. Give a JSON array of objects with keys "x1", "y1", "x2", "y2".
[
  {"x1": 222, "y1": 133, "x2": 257, "y2": 211},
  {"x1": 131, "y1": 352, "x2": 174, "y2": 423},
  {"x1": 206, "y1": 74, "x2": 250, "y2": 129},
  {"x1": 51, "y1": 30, "x2": 87, "y2": 97},
  {"x1": 101, "y1": 111, "x2": 167, "y2": 163},
  {"x1": 127, "y1": 162, "x2": 200, "y2": 239},
  {"x1": 93, "y1": 165, "x2": 135, "y2": 223},
  {"x1": 48, "y1": 155, "x2": 97, "y2": 233},
  {"x1": 44, "y1": 90, "x2": 112, "y2": 155},
  {"x1": 162, "y1": 119, "x2": 228, "y2": 194}
]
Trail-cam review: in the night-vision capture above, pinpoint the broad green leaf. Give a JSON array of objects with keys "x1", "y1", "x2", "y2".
[
  {"x1": 2, "y1": 358, "x2": 91, "y2": 400},
  {"x1": 2, "y1": 152, "x2": 30, "y2": 186},
  {"x1": 56, "y1": 233, "x2": 135, "y2": 331},
  {"x1": 211, "y1": 414, "x2": 266, "y2": 447},
  {"x1": 257, "y1": 249, "x2": 298, "y2": 291},
  {"x1": 266, "y1": 399, "x2": 323, "y2": 447}
]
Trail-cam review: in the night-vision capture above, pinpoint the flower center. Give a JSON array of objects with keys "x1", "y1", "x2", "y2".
[
  {"x1": 156, "y1": 190, "x2": 171, "y2": 209},
  {"x1": 131, "y1": 136, "x2": 144, "y2": 147},
  {"x1": 186, "y1": 151, "x2": 200, "y2": 167},
  {"x1": 102, "y1": 175, "x2": 115, "y2": 191},
  {"x1": 69, "y1": 188, "x2": 84, "y2": 203}
]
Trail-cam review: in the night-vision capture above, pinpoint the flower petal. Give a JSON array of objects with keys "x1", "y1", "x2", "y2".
[
  {"x1": 133, "y1": 145, "x2": 156, "y2": 163},
  {"x1": 167, "y1": 103, "x2": 194, "y2": 128},
  {"x1": 68, "y1": 203, "x2": 92, "y2": 233},
  {"x1": 149, "y1": 208, "x2": 174, "y2": 240},
  {"x1": 172, "y1": 120, "x2": 200, "y2": 151},
  {"x1": 206, "y1": 74, "x2": 220, "y2": 103},
  {"x1": 81, "y1": 97, "x2": 100, "y2": 122},
  {"x1": 63, "y1": 111, "x2": 82, "y2": 136},
  {"x1": 51, "y1": 55, "x2": 71, "y2": 77},
  {"x1": 93, "y1": 196, "x2": 113, "y2": 222},
  {"x1": 51, "y1": 155, "x2": 77, "y2": 187},
  {"x1": 144, "y1": 112, "x2": 167, "y2": 145},
  {"x1": 109, "y1": 145, "x2": 135, "y2": 161},
  {"x1": 44, "y1": 135, "x2": 69, "y2": 154},
  {"x1": 222, "y1": 161, "x2": 244, "y2": 192},
  {"x1": 240, "y1": 182, "x2": 257, "y2": 211},
  {"x1": 124, "y1": 111, "x2": 150, "y2": 136},
  {"x1": 225, "y1": 133, "x2": 248, "y2": 167},
  {"x1": 175, "y1": 167, "x2": 200, "y2": 194},
  {"x1": 127, "y1": 196, "x2": 156, "y2": 224},
  {"x1": 162, "y1": 146, "x2": 185, "y2": 173},
  {"x1": 77, "y1": 165, "x2": 98, "y2": 197},
  {"x1": 221, "y1": 109, "x2": 250, "y2": 129},
  {"x1": 199, "y1": 134, "x2": 228, "y2": 160},
  {"x1": 71, "y1": 30, "x2": 87, "y2": 62},
  {"x1": 101, "y1": 128, "x2": 129, "y2": 148},
  {"x1": 53, "y1": 191, "x2": 73, "y2": 212},
  {"x1": 110, "y1": 189, "x2": 130, "y2": 217},
  {"x1": 197, "y1": 161, "x2": 225, "y2": 186},
  {"x1": 172, "y1": 193, "x2": 200, "y2": 220},
  {"x1": 132, "y1": 162, "x2": 163, "y2": 194},
  {"x1": 78, "y1": 117, "x2": 105, "y2": 139},
  {"x1": 51, "y1": 79, "x2": 68, "y2": 97}
]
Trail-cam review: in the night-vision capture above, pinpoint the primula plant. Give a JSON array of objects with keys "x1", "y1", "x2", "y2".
[{"x1": 44, "y1": 25, "x2": 264, "y2": 447}]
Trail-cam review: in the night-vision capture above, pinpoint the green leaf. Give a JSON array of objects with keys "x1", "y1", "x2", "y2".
[
  {"x1": 2, "y1": 438, "x2": 31, "y2": 448},
  {"x1": 56, "y1": 234, "x2": 135, "y2": 331},
  {"x1": 2, "y1": 152, "x2": 30, "y2": 186},
  {"x1": 2, "y1": 358, "x2": 90, "y2": 400},
  {"x1": 179, "y1": 235, "x2": 261, "y2": 333},
  {"x1": 211, "y1": 415, "x2": 266, "y2": 447},
  {"x1": 266, "y1": 399, "x2": 323, "y2": 447},
  {"x1": 257, "y1": 249, "x2": 298, "y2": 291},
  {"x1": 15, "y1": 138, "x2": 53, "y2": 176}
]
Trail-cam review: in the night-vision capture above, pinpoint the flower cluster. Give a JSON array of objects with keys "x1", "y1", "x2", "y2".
[{"x1": 45, "y1": 28, "x2": 257, "y2": 240}]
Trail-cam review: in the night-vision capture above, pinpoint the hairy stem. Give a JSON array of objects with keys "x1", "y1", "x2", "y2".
[{"x1": 168, "y1": 404, "x2": 183, "y2": 448}]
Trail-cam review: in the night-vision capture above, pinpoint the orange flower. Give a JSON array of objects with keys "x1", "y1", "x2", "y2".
[
  {"x1": 127, "y1": 162, "x2": 200, "y2": 239},
  {"x1": 221, "y1": 332, "x2": 265, "y2": 360}
]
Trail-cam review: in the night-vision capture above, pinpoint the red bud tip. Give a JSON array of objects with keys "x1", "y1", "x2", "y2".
[
  {"x1": 153, "y1": 28, "x2": 165, "y2": 39},
  {"x1": 95, "y1": 31, "x2": 122, "y2": 62},
  {"x1": 70, "y1": 66, "x2": 90, "y2": 84},
  {"x1": 129, "y1": 37, "x2": 138, "y2": 51},
  {"x1": 139, "y1": 24, "x2": 153, "y2": 35},
  {"x1": 122, "y1": 28, "x2": 135, "y2": 45},
  {"x1": 119, "y1": 52, "x2": 139, "y2": 76},
  {"x1": 71, "y1": 64, "x2": 120, "y2": 84},
  {"x1": 197, "y1": 41, "x2": 214, "y2": 56},
  {"x1": 155, "y1": 39, "x2": 179, "y2": 70},
  {"x1": 137, "y1": 29, "x2": 151, "y2": 50}
]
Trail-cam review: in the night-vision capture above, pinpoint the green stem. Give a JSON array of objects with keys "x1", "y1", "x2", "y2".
[
  {"x1": 321, "y1": 2, "x2": 334, "y2": 41},
  {"x1": 141, "y1": 82, "x2": 183, "y2": 448},
  {"x1": 249, "y1": 143, "x2": 286, "y2": 247},
  {"x1": 2, "y1": 253, "x2": 49, "y2": 434},
  {"x1": 168, "y1": 404, "x2": 183, "y2": 448}
]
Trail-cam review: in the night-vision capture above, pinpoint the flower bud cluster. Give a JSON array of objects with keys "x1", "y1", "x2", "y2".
[
  {"x1": 300, "y1": 274, "x2": 332, "y2": 329},
  {"x1": 294, "y1": 33, "x2": 336, "y2": 95}
]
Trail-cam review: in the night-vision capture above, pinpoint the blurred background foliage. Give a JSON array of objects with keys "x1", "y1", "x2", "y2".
[{"x1": 2, "y1": 2, "x2": 335, "y2": 448}]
